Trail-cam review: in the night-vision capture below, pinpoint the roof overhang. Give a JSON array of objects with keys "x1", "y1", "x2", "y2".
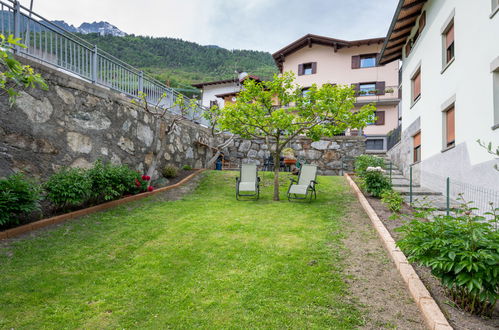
[
  {"x1": 378, "y1": 0, "x2": 427, "y2": 65},
  {"x1": 191, "y1": 78, "x2": 238, "y2": 89},
  {"x1": 272, "y1": 34, "x2": 385, "y2": 71}
]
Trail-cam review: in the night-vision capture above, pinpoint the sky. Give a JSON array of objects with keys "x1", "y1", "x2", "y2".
[{"x1": 20, "y1": 0, "x2": 399, "y2": 53}]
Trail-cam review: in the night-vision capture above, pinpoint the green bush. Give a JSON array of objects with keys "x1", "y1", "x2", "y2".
[
  {"x1": 361, "y1": 169, "x2": 391, "y2": 198},
  {"x1": 182, "y1": 165, "x2": 192, "y2": 171},
  {"x1": 0, "y1": 173, "x2": 41, "y2": 226},
  {"x1": 88, "y1": 160, "x2": 145, "y2": 201},
  {"x1": 162, "y1": 166, "x2": 178, "y2": 178},
  {"x1": 381, "y1": 189, "x2": 404, "y2": 213},
  {"x1": 355, "y1": 154, "x2": 385, "y2": 177},
  {"x1": 44, "y1": 167, "x2": 92, "y2": 209},
  {"x1": 397, "y1": 200, "x2": 499, "y2": 316}
]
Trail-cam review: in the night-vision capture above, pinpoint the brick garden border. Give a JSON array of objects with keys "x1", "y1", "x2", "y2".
[
  {"x1": 0, "y1": 169, "x2": 206, "y2": 241},
  {"x1": 345, "y1": 173, "x2": 453, "y2": 330}
]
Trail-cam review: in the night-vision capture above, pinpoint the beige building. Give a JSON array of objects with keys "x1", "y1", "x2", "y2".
[{"x1": 272, "y1": 34, "x2": 400, "y2": 152}]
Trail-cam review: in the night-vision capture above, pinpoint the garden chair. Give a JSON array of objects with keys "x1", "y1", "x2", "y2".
[
  {"x1": 236, "y1": 164, "x2": 260, "y2": 200},
  {"x1": 287, "y1": 164, "x2": 318, "y2": 202}
]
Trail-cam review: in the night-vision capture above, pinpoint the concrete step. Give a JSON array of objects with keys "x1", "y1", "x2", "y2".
[
  {"x1": 405, "y1": 195, "x2": 460, "y2": 211},
  {"x1": 394, "y1": 187, "x2": 442, "y2": 196}
]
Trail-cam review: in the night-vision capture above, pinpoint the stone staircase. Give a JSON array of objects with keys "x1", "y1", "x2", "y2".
[{"x1": 376, "y1": 154, "x2": 459, "y2": 211}]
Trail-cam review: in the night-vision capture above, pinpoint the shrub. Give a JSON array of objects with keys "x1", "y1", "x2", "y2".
[
  {"x1": 361, "y1": 167, "x2": 391, "y2": 198},
  {"x1": 44, "y1": 167, "x2": 92, "y2": 209},
  {"x1": 397, "y1": 200, "x2": 499, "y2": 316},
  {"x1": 355, "y1": 154, "x2": 385, "y2": 177},
  {"x1": 182, "y1": 165, "x2": 192, "y2": 171},
  {"x1": 162, "y1": 166, "x2": 178, "y2": 178},
  {"x1": 381, "y1": 189, "x2": 404, "y2": 213},
  {"x1": 88, "y1": 160, "x2": 146, "y2": 201},
  {"x1": 0, "y1": 173, "x2": 41, "y2": 226}
]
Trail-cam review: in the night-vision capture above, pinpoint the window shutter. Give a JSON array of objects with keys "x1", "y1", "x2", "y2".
[
  {"x1": 446, "y1": 24, "x2": 454, "y2": 48},
  {"x1": 298, "y1": 64, "x2": 304, "y2": 76},
  {"x1": 351, "y1": 55, "x2": 360, "y2": 69},
  {"x1": 311, "y1": 62, "x2": 317, "y2": 74},
  {"x1": 413, "y1": 132, "x2": 421, "y2": 147},
  {"x1": 375, "y1": 81, "x2": 386, "y2": 95},
  {"x1": 418, "y1": 11, "x2": 426, "y2": 33},
  {"x1": 413, "y1": 71, "x2": 421, "y2": 100},
  {"x1": 446, "y1": 107, "x2": 455, "y2": 145},
  {"x1": 375, "y1": 111, "x2": 385, "y2": 125},
  {"x1": 351, "y1": 83, "x2": 360, "y2": 96}
]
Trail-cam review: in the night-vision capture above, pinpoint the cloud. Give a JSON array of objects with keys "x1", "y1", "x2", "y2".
[{"x1": 21, "y1": 0, "x2": 398, "y2": 52}]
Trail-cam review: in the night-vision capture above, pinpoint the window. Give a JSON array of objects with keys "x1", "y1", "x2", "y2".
[
  {"x1": 443, "y1": 21, "x2": 455, "y2": 65},
  {"x1": 298, "y1": 62, "x2": 317, "y2": 75},
  {"x1": 493, "y1": 67, "x2": 499, "y2": 128},
  {"x1": 359, "y1": 83, "x2": 376, "y2": 95},
  {"x1": 411, "y1": 68, "x2": 421, "y2": 102},
  {"x1": 444, "y1": 106, "x2": 455, "y2": 148},
  {"x1": 301, "y1": 87, "x2": 311, "y2": 97},
  {"x1": 367, "y1": 111, "x2": 386, "y2": 125},
  {"x1": 493, "y1": 0, "x2": 499, "y2": 11},
  {"x1": 366, "y1": 139, "x2": 384, "y2": 151},
  {"x1": 209, "y1": 100, "x2": 218, "y2": 108},
  {"x1": 360, "y1": 54, "x2": 377, "y2": 68},
  {"x1": 413, "y1": 131, "x2": 421, "y2": 163}
]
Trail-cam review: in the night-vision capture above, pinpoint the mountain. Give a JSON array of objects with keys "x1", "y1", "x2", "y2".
[
  {"x1": 51, "y1": 20, "x2": 126, "y2": 36},
  {"x1": 78, "y1": 34, "x2": 279, "y2": 92}
]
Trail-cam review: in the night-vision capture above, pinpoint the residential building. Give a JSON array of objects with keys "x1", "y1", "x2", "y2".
[
  {"x1": 272, "y1": 34, "x2": 401, "y2": 152},
  {"x1": 379, "y1": 0, "x2": 499, "y2": 198},
  {"x1": 192, "y1": 73, "x2": 261, "y2": 109}
]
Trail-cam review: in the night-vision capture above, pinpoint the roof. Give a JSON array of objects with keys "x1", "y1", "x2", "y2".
[
  {"x1": 215, "y1": 91, "x2": 238, "y2": 98},
  {"x1": 191, "y1": 74, "x2": 261, "y2": 89},
  {"x1": 378, "y1": 0, "x2": 428, "y2": 65},
  {"x1": 272, "y1": 34, "x2": 385, "y2": 70}
]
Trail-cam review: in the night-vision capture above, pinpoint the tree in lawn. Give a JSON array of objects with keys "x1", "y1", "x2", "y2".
[
  {"x1": 1, "y1": 34, "x2": 47, "y2": 105},
  {"x1": 218, "y1": 72, "x2": 376, "y2": 201}
]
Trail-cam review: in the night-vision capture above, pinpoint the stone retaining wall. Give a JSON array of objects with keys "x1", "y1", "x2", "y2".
[{"x1": 0, "y1": 56, "x2": 214, "y2": 180}]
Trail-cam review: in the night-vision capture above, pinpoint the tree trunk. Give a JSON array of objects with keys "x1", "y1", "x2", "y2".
[
  {"x1": 273, "y1": 146, "x2": 281, "y2": 201},
  {"x1": 145, "y1": 120, "x2": 167, "y2": 185},
  {"x1": 205, "y1": 135, "x2": 234, "y2": 169}
]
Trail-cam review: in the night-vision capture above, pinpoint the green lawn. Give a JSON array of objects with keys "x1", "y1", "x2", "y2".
[{"x1": 0, "y1": 171, "x2": 365, "y2": 329}]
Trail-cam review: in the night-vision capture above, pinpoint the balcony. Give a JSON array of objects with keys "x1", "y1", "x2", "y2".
[{"x1": 354, "y1": 85, "x2": 399, "y2": 106}]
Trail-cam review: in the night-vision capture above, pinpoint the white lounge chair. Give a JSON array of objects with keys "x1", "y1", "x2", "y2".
[
  {"x1": 287, "y1": 164, "x2": 318, "y2": 201},
  {"x1": 236, "y1": 164, "x2": 260, "y2": 200}
]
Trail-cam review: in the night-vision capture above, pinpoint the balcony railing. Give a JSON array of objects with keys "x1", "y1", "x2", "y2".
[
  {"x1": 0, "y1": 0, "x2": 210, "y2": 126},
  {"x1": 355, "y1": 85, "x2": 399, "y2": 105}
]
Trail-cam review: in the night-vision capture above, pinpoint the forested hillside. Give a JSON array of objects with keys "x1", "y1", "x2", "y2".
[{"x1": 79, "y1": 34, "x2": 278, "y2": 93}]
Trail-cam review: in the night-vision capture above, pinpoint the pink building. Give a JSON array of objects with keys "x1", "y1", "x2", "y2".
[{"x1": 272, "y1": 34, "x2": 401, "y2": 152}]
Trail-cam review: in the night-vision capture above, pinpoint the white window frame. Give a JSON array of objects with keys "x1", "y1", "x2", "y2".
[
  {"x1": 440, "y1": 9, "x2": 455, "y2": 73},
  {"x1": 440, "y1": 95, "x2": 456, "y2": 151},
  {"x1": 491, "y1": 0, "x2": 499, "y2": 18},
  {"x1": 491, "y1": 56, "x2": 499, "y2": 130}
]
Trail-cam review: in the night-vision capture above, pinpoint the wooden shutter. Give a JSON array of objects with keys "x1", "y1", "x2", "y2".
[
  {"x1": 418, "y1": 11, "x2": 426, "y2": 33},
  {"x1": 298, "y1": 64, "x2": 304, "y2": 76},
  {"x1": 446, "y1": 24, "x2": 454, "y2": 48},
  {"x1": 311, "y1": 62, "x2": 317, "y2": 74},
  {"x1": 413, "y1": 71, "x2": 421, "y2": 100},
  {"x1": 446, "y1": 107, "x2": 455, "y2": 145},
  {"x1": 375, "y1": 81, "x2": 386, "y2": 95},
  {"x1": 351, "y1": 55, "x2": 360, "y2": 69},
  {"x1": 351, "y1": 83, "x2": 360, "y2": 96},
  {"x1": 374, "y1": 111, "x2": 385, "y2": 125},
  {"x1": 413, "y1": 132, "x2": 421, "y2": 147}
]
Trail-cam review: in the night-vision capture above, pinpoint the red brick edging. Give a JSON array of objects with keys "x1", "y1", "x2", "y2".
[
  {"x1": 0, "y1": 169, "x2": 206, "y2": 241},
  {"x1": 344, "y1": 173, "x2": 452, "y2": 330}
]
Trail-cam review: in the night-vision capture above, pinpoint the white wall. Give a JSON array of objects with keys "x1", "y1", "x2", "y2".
[
  {"x1": 200, "y1": 82, "x2": 240, "y2": 108},
  {"x1": 399, "y1": 0, "x2": 499, "y2": 191}
]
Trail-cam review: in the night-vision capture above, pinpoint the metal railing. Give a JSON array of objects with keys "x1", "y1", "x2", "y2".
[
  {"x1": 355, "y1": 85, "x2": 399, "y2": 104},
  {"x1": 386, "y1": 125, "x2": 401, "y2": 151},
  {"x1": 0, "y1": 0, "x2": 209, "y2": 126}
]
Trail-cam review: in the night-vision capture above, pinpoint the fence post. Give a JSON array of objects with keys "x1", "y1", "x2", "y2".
[
  {"x1": 92, "y1": 45, "x2": 98, "y2": 83},
  {"x1": 138, "y1": 71, "x2": 144, "y2": 94},
  {"x1": 409, "y1": 166, "x2": 413, "y2": 206},
  {"x1": 445, "y1": 177, "x2": 450, "y2": 216},
  {"x1": 13, "y1": 0, "x2": 21, "y2": 53},
  {"x1": 389, "y1": 161, "x2": 392, "y2": 184}
]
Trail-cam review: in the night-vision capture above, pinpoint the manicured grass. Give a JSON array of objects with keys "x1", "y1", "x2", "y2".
[{"x1": 0, "y1": 171, "x2": 364, "y2": 329}]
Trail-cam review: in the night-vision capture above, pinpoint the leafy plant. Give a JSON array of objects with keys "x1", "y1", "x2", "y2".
[
  {"x1": 477, "y1": 139, "x2": 498, "y2": 171},
  {"x1": 0, "y1": 173, "x2": 41, "y2": 226},
  {"x1": 397, "y1": 197, "x2": 499, "y2": 316},
  {"x1": 162, "y1": 166, "x2": 178, "y2": 178},
  {"x1": 87, "y1": 160, "x2": 145, "y2": 202},
  {"x1": 0, "y1": 34, "x2": 47, "y2": 105},
  {"x1": 355, "y1": 155, "x2": 385, "y2": 177},
  {"x1": 381, "y1": 189, "x2": 404, "y2": 213},
  {"x1": 44, "y1": 167, "x2": 92, "y2": 209},
  {"x1": 282, "y1": 147, "x2": 295, "y2": 159},
  {"x1": 361, "y1": 167, "x2": 391, "y2": 198},
  {"x1": 182, "y1": 165, "x2": 192, "y2": 171}
]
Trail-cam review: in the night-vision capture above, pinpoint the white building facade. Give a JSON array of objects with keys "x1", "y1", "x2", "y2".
[{"x1": 379, "y1": 0, "x2": 499, "y2": 205}]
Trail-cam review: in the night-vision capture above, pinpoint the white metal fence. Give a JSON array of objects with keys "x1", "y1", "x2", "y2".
[{"x1": 0, "y1": 0, "x2": 209, "y2": 125}]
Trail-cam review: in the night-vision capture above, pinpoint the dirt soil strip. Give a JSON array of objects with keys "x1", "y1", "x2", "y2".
[
  {"x1": 0, "y1": 169, "x2": 206, "y2": 241},
  {"x1": 345, "y1": 174, "x2": 453, "y2": 330}
]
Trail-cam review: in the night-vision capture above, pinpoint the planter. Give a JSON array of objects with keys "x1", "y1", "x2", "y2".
[{"x1": 284, "y1": 158, "x2": 297, "y2": 165}]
